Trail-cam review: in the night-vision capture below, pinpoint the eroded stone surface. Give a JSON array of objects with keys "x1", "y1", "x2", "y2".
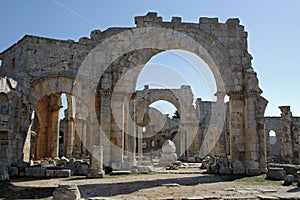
[{"x1": 0, "y1": 12, "x2": 281, "y2": 176}]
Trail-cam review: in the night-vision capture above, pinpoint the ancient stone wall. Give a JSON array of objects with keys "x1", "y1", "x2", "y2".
[
  {"x1": 0, "y1": 12, "x2": 268, "y2": 175},
  {"x1": 265, "y1": 107, "x2": 300, "y2": 164}
]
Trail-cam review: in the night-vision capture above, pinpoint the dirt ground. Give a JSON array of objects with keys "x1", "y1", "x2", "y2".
[{"x1": 1, "y1": 168, "x2": 300, "y2": 199}]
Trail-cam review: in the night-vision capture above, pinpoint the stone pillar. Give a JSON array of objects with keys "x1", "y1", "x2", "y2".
[
  {"x1": 229, "y1": 92, "x2": 246, "y2": 174},
  {"x1": 257, "y1": 96, "x2": 268, "y2": 173},
  {"x1": 65, "y1": 94, "x2": 75, "y2": 158},
  {"x1": 100, "y1": 90, "x2": 111, "y2": 165},
  {"x1": 244, "y1": 92, "x2": 261, "y2": 175},
  {"x1": 110, "y1": 93, "x2": 123, "y2": 164},
  {"x1": 81, "y1": 121, "x2": 87, "y2": 157},
  {"x1": 124, "y1": 96, "x2": 129, "y2": 160},
  {"x1": 48, "y1": 94, "x2": 61, "y2": 158},
  {"x1": 137, "y1": 126, "x2": 143, "y2": 157},
  {"x1": 279, "y1": 106, "x2": 293, "y2": 164},
  {"x1": 87, "y1": 145, "x2": 105, "y2": 178},
  {"x1": 127, "y1": 96, "x2": 136, "y2": 163},
  {"x1": 74, "y1": 114, "x2": 83, "y2": 158},
  {"x1": 35, "y1": 94, "x2": 61, "y2": 159},
  {"x1": 215, "y1": 92, "x2": 231, "y2": 174}
]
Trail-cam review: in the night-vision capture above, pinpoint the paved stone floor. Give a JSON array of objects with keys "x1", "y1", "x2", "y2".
[{"x1": 1, "y1": 169, "x2": 300, "y2": 200}]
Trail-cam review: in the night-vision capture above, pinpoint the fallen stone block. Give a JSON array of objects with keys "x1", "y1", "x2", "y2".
[
  {"x1": 53, "y1": 184, "x2": 81, "y2": 200},
  {"x1": 0, "y1": 166, "x2": 9, "y2": 181},
  {"x1": 138, "y1": 166, "x2": 154, "y2": 174},
  {"x1": 266, "y1": 167, "x2": 285, "y2": 181},
  {"x1": 8, "y1": 167, "x2": 18, "y2": 177},
  {"x1": 25, "y1": 167, "x2": 46, "y2": 177},
  {"x1": 46, "y1": 169, "x2": 71, "y2": 178}
]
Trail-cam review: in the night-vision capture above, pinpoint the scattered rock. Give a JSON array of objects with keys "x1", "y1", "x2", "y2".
[
  {"x1": 200, "y1": 156, "x2": 211, "y2": 169},
  {"x1": 266, "y1": 168, "x2": 285, "y2": 181},
  {"x1": 25, "y1": 167, "x2": 46, "y2": 177},
  {"x1": 53, "y1": 184, "x2": 81, "y2": 200},
  {"x1": 137, "y1": 166, "x2": 154, "y2": 174},
  {"x1": 256, "y1": 195, "x2": 278, "y2": 200},
  {"x1": 161, "y1": 183, "x2": 181, "y2": 187},
  {"x1": 0, "y1": 166, "x2": 9, "y2": 181},
  {"x1": 283, "y1": 174, "x2": 294, "y2": 186},
  {"x1": 46, "y1": 169, "x2": 71, "y2": 178},
  {"x1": 8, "y1": 167, "x2": 18, "y2": 177},
  {"x1": 60, "y1": 156, "x2": 69, "y2": 165}
]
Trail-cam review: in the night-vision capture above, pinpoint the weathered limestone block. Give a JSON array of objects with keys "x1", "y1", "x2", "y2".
[
  {"x1": 266, "y1": 168, "x2": 285, "y2": 181},
  {"x1": 159, "y1": 140, "x2": 177, "y2": 166},
  {"x1": 72, "y1": 161, "x2": 89, "y2": 175},
  {"x1": 53, "y1": 184, "x2": 81, "y2": 200},
  {"x1": 0, "y1": 166, "x2": 9, "y2": 181},
  {"x1": 137, "y1": 166, "x2": 155, "y2": 174},
  {"x1": 46, "y1": 169, "x2": 71, "y2": 178},
  {"x1": 25, "y1": 167, "x2": 46, "y2": 177}
]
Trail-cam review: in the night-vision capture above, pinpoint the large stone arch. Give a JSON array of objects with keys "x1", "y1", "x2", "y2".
[
  {"x1": 28, "y1": 75, "x2": 96, "y2": 160},
  {"x1": 134, "y1": 86, "x2": 197, "y2": 157},
  {"x1": 0, "y1": 12, "x2": 268, "y2": 175}
]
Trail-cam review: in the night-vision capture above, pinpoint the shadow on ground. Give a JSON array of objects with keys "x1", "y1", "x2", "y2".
[
  {"x1": 78, "y1": 174, "x2": 232, "y2": 198},
  {"x1": 0, "y1": 179, "x2": 54, "y2": 199},
  {"x1": 0, "y1": 174, "x2": 248, "y2": 199}
]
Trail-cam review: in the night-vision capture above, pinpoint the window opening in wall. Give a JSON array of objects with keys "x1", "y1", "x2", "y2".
[
  {"x1": 12, "y1": 58, "x2": 15, "y2": 69},
  {"x1": 269, "y1": 130, "x2": 277, "y2": 145}
]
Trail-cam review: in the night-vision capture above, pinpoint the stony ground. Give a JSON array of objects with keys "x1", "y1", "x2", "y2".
[{"x1": 0, "y1": 168, "x2": 300, "y2": 199}]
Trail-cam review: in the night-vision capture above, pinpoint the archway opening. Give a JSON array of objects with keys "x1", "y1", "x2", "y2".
[
  {"x1": 149, "y1": 100, "x2": 177, "y2": 118},
  {"x1": 136, "y1": 49, "x2": 217, "y2": 103},
  {"x1": 135, "y1": 49, "x2": 228, "y2": 161},
  {"x1": 269, "y1": 130, "x2": 277, "y2": 145},
  {"x1": 25, "y1": 92, "x2": 91, "y2": 161}
]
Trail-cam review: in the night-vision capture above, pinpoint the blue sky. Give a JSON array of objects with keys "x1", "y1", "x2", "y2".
[{"x1": 1, "y1": 0, "x2": 300, "y2": 116}]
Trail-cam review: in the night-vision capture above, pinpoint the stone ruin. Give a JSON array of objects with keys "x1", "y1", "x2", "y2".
[{"x1": 1, "y1": 12, "x2": 299, "y2": 181}]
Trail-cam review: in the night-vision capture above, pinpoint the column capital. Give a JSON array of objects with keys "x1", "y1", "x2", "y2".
[{"x1": 227, "y1": 91, "x2": 244, "y2": 100}]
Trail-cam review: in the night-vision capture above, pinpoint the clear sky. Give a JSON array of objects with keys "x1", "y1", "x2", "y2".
[{"x1": 1, "y1": 0, "x2": 300, "y2": 116}]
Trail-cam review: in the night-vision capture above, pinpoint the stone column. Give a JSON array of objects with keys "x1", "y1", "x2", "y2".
[
  {"x1": 137, "y1": 126, "x2": 143, "y2": 157},
  {"x1": 127, "y1": 96, "x2": 136, "y2": 163},
  {"x1": 65, "y1": 94, "x2": 75, "y2": 158},
  {"x1": 229, "y1": 92, "x2": 246, "y2": 174},
  {"x1": 110, "y1": 92, "x2": 123, "y2": 164},
  {"x1": 87, "y1": 145, "x2": 105, "y2": 178},
  {"x1": 100, "y1": 89, "x2": 112, "y2": 165},
  {"x1": 279, "y1": 106, "x2": 293, "y2": 164},
  {"x1": 34, "y1": 99, "x2": 49, "y2": 159},
  {"x1": 244, "y1": 92, "x2": 261, "y2": 175},
  {"x1": 81, "y1": 121, "x2": 87, "y2": 157},
  {"x1": 214, "y1": 92, "x2": 231, "y2": 174},
  {"x1": 123, "y1": 96, "x2": 129, "y2": 160},
  {"x1": 74, "y1": 114, "x2": 83, "y2": 158},
  {"x1": 48, "y1": 94, "x2": 61, "y2": 158},
  {"x1": 257, "y1": 96, "x2": 268, "y2": 173}
]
